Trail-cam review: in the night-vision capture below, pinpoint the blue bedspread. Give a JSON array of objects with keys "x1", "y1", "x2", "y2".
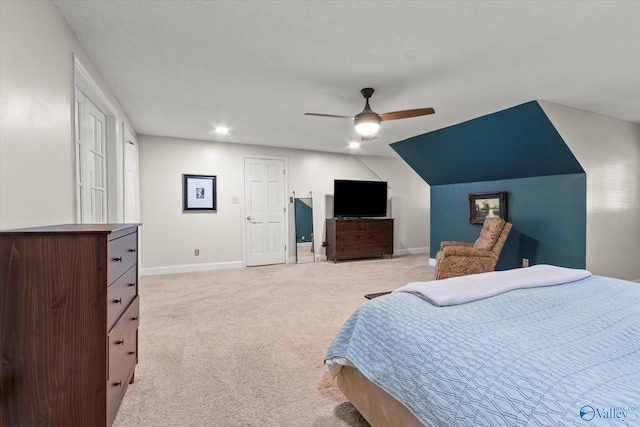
[{"x1": 325, "y1": 275, "x2": 640, "y2": 426}]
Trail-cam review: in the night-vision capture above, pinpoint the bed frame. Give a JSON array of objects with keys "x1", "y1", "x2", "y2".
[{"x1": 336, "y1": 366, "x2": 424, "y2": 427}]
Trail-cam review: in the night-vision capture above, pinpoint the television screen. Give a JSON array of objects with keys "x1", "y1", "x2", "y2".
[{"x1": 333, "y1": 179, "x2": 388, "y2": 218}]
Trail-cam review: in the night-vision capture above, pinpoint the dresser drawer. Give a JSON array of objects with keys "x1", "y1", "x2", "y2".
[
  {"x1": 335, "y1": 219, "x2": 393, "y2": 232},
  {"x1": 107, "y1": 353, "x2": 136, "y2": 427},
  {"x1": 108, "y1": 297, "x2": 139, "y2": 382},
  {"x1": 107, "y1": 266, "x2": 138, "y2": 331},
  {"x1": 335, "y1": 220, "x2": 368, "y2": 232},
  {"x1": 106, "y1": 295, "x2": 139, "y2": 426},
  {"x1": 108, "y1": 232, "x2": 138, "y2": 284}
]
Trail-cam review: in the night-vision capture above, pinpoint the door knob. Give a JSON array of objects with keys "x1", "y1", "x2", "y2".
[{"x1": 246, "y1": 216, "x2": 252, "y2": 221}]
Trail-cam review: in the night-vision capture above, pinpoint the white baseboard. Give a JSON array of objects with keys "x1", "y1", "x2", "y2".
[
  {"x1": 141, "y1": 248, "x2": 436, "y2": 275},
  {"x1": 394, "y1": 247, "x2": 430, "y2": 256},
  {"x1": 140, "y1": 261, "x2": 244, "y2": 277}
]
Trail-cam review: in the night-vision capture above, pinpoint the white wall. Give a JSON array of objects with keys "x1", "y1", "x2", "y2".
[
  {"x1": 0, "y1": 1, "x2": 136, "y2": 229},
  {"x1": 138, "y1": 135, "x2": 430, "y2": 275},
  {"x1": 540, "y1": 101, "x2": 640, "y2": 281},
  {"x1": 356, "y1": 156, "x2": 430, "y2": 256}
]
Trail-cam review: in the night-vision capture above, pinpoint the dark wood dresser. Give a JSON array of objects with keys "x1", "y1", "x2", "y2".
[
  {"x1": 326, "y1": 218, "x2": 393, "y2": 262},
  {"x1": 0, "y1": 223, "x2": 141, "y2": 426}
]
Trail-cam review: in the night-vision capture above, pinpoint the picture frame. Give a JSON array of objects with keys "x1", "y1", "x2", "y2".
[
  {"x1": 469, "y1": 191, "x2": 507, "y2": 224},
  {"x1": 183, "y1": 174, "x2": 217, "y2": 212}
]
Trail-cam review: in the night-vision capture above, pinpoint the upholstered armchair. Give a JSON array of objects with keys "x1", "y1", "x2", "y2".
[{"x1": 435, "y1": 218, "x2": 512, "y2": 280}]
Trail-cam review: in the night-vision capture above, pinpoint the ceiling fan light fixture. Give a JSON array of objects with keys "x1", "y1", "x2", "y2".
[
  {"x1": 305, "y1": 87, "x2": 435, "y2": 139},
  {"x1": 354, "y1": 113, "x2": 380, "y2": 136}
]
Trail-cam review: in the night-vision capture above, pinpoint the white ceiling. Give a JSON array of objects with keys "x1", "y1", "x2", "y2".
[{"x1": 53, "y1": 1, "x2": 640, "y2": 157}]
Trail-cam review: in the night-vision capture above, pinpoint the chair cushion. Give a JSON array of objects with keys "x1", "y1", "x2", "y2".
[{"x1": 473, "y1": 218, "x2": 505, "y2": 251}]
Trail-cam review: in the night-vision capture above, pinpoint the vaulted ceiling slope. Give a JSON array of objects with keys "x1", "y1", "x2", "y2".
[
  {"x1": 53, "y1": 1, "x2": 640, "y2": 157},
  {"x1": 391, "y1": 101, "x2": 584, "y2": 185}
]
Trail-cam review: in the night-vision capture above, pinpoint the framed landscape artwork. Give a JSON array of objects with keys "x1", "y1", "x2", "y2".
[
  {"x1": 183, "y1": 174, "x2": 217, "y2": 212},
  {"x1": 469, "y1": 191, "x2": 507, "y2": 224}
]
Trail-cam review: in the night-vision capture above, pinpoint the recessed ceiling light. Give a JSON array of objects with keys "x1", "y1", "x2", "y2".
[
  {"x1": 214, "y1": 126, "x2": 229, "y2": 135},
  {"x1": 348, "y1": 142, "x2": 361, "y2": 149}
]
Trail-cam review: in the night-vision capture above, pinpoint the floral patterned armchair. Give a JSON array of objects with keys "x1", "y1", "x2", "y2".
[{"x1": 435, "y1": 218, "x2": 512, "y2": 280}]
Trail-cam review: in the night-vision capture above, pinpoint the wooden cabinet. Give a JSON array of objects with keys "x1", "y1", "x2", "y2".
[
  {"x1": 0, "y1": 223, "x2": 141, "y2": 427},
  {"x1": 326, "y1": 218, "x2": 393, "y2": 262}
]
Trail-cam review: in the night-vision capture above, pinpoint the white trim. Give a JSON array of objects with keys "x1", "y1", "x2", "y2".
[
  {"x1": 123, "y1": 125, "x2": 140, "y2": 222},
  {"x1": 74, "y1": 56, "x2": 118, "y2": 114},
  {"x1": 429, "y1": 257, "x2": 437, "y2": 266},
  {"x1": 140, "y1": 261, "x2": 244, "y2": 277},
  {"x1": 73, "y1": 54, "x2": 122, "y2": 223},
  {"x1": 394, "y1": 247, "x2": 430, "y2": 256}
]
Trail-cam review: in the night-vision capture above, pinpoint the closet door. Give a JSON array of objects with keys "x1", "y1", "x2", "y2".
[{"x1": 75, "y1": 87, "x2": 107, "y2": 223}]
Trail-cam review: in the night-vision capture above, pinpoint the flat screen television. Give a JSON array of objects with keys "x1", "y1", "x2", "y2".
[{"x1": 333, "y1": 179, "x2": 388, "y2": 218}]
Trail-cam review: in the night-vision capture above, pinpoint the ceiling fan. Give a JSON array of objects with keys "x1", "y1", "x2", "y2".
[{"x1": 305, "y1": 88, "x2": 435, "y2": 140}]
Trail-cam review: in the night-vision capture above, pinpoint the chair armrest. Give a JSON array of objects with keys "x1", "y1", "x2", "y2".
[
  {"x1": 440, "y1": 241, "x2": 473, "y2": 250},
  {"x1": 441, "y1": 245, "x2": 496, "y2": 258}
]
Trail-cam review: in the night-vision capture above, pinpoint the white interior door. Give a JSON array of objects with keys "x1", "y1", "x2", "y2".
[
  {"x1": 75, "y1": 87, "x2": 107, "y2": 223},
  {"x1": 244, "y1": 157, "x2": 286, "y2": 266}
]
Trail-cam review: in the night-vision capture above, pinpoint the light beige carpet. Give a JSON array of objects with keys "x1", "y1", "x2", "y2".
[{"x1": 114, "y1": 254, "x2": 435, "y2": 427}]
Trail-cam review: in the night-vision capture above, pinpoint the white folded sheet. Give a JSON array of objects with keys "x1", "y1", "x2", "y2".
[
  {"x1": 324, "y1": 357, "x2": 353, "y2": 376},
  {"x1": 393, "y1": 264, "x2": 591, "y2": 306}
]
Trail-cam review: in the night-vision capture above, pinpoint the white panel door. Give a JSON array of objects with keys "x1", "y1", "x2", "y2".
[
  {"x1": 75, "y1": 88, "x2": 107, "y2": 223},
  {"x1": 244, "y1": 157, "x2": 286, "y2": 266}
]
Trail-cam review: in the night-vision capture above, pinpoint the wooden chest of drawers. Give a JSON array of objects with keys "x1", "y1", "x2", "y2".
[
  {"x1": 0, "y1": 223, "x2": 141, "y2": 426},
  {"x1": 326, "y1": 218, "x2": 394, "y2": 262}
]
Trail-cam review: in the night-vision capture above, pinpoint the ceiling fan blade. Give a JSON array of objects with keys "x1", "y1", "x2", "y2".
[
  {"x1": 304, "y1": 113, "x2": 354, "y2": 120},
  {"x1": 380, "y1": 107, "x2": 435, "y2": 121}
]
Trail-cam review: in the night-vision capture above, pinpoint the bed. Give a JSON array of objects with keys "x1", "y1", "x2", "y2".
[{"x1": 325, "y1": 265, "x2": 640, "y2": 426}]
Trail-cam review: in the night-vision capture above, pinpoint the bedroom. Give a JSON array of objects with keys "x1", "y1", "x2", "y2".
[{"x1": 1, "y1": 1, "x2": 639, "y2": 426}]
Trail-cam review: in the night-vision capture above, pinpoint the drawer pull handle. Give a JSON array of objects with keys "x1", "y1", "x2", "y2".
[
  {"x1": 113, "y1": 381, "x2": 122, "y2": 387},
  {"x1": 113, "y1": 298, "x2": 122, "y2": 304},
  {"x1": 113, "y1": 257, "x2": 123, "y2": 262},
  {"x1": 128, "y1": 283, "x2": 136, "y2": 287},
  {"x1": 131, "y1": 316, "x2": 139, "y2": 321},
  {"x1": 128, "y1": 248, "x2": 136, "y2": 253},
  {"x1": 128, "y1": 351, "x2": 136, "y2": 355},
  {"x1": 115, "y1": 339, "x2": 125, "y2": 345}
]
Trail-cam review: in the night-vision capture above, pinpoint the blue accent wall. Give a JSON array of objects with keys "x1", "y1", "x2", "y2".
[
  {"x1": 390, "y1": 101, "x2": 587, "y2": 269},
  {"x1": 431, "y1": 175, "x2": 586, "y2": 270},
  {"x1": 391, "y1": 101, "x2": 584, "y2": 185}
]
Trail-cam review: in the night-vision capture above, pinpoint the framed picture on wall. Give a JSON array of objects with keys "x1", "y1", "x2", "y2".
[
  {"x1": 183, "y1": 174, "x2": 217, "y2": 212},
  {"x1": 469, "y1": 191, "x2": 507, "y2": 224}
]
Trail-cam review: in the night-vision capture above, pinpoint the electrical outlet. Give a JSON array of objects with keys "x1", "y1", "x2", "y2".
[
  {"x1": 194, "y1": 249, "x2": 200, "y2": 256},
  {"x1": 522, "y1": 258, "x2": 529, "y2": 268}
]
